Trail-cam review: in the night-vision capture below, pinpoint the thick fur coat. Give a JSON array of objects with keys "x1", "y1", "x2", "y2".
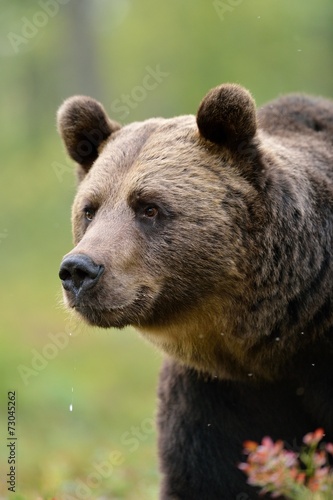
[{"x1": 58, "y1": 84, "x2": 333, "y2": 499}]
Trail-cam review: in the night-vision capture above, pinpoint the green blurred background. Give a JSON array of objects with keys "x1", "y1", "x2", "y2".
[{"x1": 1, "y1": 1, "x2": 333, "y2": 498}]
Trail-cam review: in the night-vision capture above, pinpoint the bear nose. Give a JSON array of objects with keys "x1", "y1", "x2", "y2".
[{"x1": 59, "y1": 254, "x2": 104, "y2": 297}]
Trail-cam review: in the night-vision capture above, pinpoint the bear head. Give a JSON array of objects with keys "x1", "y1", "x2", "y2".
[{"x1": 57, "y1": 84, "x2": 297, "y2": 380}]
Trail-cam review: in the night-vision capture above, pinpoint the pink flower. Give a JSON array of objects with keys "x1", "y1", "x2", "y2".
[
  {"x1": 312, "y1": 450, "x2": 327, "y2": 468},
  {"x1": 243, "y1": 437, "x2": 286, "y2": 464},
  {"x1": 307, "y1": 466, "x2": 330, "y2": 492},
  {"x1": 243, "y1": 440, "x2": 259, "y2": 453},
  {"x1": 326, "y1": 442, "x2": 333, "y2": 455},
  {"x1": 239, "y1": 436, "x2": 298, "y2": 495},
  {"x1": 303, "y1": 428, "x2": 325, "y2": 446},
  {"x1": 294, "y1": 471, "x2": 306, "y2": 485},
  {"x1": 239, "y1": 429, "x2": 333, "y2": 498}
]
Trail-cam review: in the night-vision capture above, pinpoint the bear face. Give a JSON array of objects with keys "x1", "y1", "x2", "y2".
[{"x1": 58, "y1": 84, "x2": 333, "y2": 383}]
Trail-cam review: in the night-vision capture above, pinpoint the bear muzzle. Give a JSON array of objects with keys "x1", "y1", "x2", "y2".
[
  {"x1": 59, "y1": 253, "x2": 104, "y2": 301},
  {"x1": 58, "y1": 252, "x2": 156, "y2": 328}
]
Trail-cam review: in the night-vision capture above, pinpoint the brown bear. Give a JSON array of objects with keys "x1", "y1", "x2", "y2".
[{"x1": 57, "y1": 83, "x2": 333, "y2": 499}]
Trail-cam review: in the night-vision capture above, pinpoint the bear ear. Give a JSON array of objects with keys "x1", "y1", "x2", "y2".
[
  {"x1": 196, "y1": 84, "x2": 257, "y2": 149},
  {"x1": 57, "y1": 96, "x2": 121, "y2": 175}
]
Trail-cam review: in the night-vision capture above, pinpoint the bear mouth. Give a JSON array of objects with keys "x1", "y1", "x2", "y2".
[
  {"x1": 68, "y1": 286, "x2": 154, "y2": 329},
  {"x1": 74, "y1": 305, "x2": 130, "y2": 328}
]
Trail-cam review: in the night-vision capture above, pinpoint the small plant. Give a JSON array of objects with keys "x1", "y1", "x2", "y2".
[{"x1": 239, "y1": 429, "x2": 333, "y2": 499}]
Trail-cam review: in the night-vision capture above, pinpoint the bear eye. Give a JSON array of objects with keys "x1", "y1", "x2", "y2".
[
  {"x1": 143, "y1": 205, "x2": 159, "y2": 219},
  {"x1": 84, "y1": 206, "x2": 95, "y2": 222}
]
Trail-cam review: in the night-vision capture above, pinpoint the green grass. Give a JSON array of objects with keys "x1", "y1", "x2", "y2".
[{"x1": 0, "y1": 320, "x2": 162, "y2": 499}]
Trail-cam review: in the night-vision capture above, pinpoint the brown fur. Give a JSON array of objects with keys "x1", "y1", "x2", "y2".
[
  {"x1": 58, "y1": 83, "x2": 333, "y2": 498},
  {"x1": 57, "y1": 95, "x2": 121, "y2": 177},
  {"x1": 197, "y1": 83, "x2": 257, "y2": 146},
  {"x1": 58, "y1": 85, "x2": 333, "y2": 381}
]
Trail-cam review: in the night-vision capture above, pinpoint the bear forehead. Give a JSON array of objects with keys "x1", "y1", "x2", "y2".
[{"x1": 77, "y1": 114, "x2": 230, "y2": 204}]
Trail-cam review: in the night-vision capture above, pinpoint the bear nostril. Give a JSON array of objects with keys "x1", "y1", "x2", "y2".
[
  {"x1": 59, "y1": 268, "x2": 71, "y2": 282},
  {"x1": 59, "y1": 254, "x2": 104, "y2": 296}
]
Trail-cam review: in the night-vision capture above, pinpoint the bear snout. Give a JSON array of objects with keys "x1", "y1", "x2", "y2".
[{"x1": 59, "y1": 253, "x2": 104, "y2": 300}]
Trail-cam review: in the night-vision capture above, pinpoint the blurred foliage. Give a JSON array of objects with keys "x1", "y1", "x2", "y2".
[{"x1": 0, "y1": 0, "x2": 332, "y2": 498}]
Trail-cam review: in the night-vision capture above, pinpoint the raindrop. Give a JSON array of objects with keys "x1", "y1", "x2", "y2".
[
  {"x1": 69, "y1": 386, "x2": 74, "y2": 412},
  {"x1": 311, "y1": 363, "x2": 315, "y2": 367},
  {"x1": 248, "y1": 373, "x2": 253, "y2": 377},
  {"x1": 275, "y1": 337, "x2": 280, "y2": 342},
  {"x1": 207, "y1": 423, "x2": 211, "y2": 427},
  {"x1": 300, "y1": 332, "x2": 304, "y2": 335}
]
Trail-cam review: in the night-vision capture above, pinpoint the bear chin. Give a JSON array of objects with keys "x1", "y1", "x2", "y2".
[
  {"x1": 73, "y1": 305, "x2": 131, "y2": 329},
  {"x1": 71, "y1": 290, "x2": 156, "y2": 329}
]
